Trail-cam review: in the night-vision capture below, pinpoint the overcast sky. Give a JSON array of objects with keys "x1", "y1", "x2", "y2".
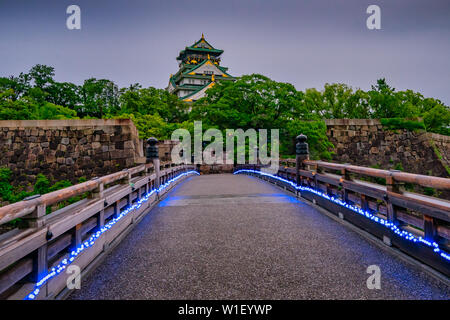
[{"x1": 1, "y1": 0, "x2": 449, "y2": 104}]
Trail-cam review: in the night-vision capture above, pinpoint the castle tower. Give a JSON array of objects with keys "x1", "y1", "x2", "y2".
[{"x1": 167, "y1": 34, "x2": 236, "y2": 102}]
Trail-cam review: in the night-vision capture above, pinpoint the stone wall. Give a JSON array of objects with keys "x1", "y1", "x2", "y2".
[
  {"x1": 325, "y1": 119, "x2": 450, "y2": 178},
  {"x1": 429, "y1": 133, "x2": 450, "y2": 173},
  {"x1": 0, "y1": 119, "x2": 143, "y2": 189},
  {"x1": 158, "y1": 140, "x2": 179, "y2": 162}
]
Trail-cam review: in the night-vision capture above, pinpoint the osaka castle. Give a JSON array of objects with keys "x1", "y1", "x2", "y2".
[{"x1": 167, "y1": 34, "x2": 236, "y2": 102}]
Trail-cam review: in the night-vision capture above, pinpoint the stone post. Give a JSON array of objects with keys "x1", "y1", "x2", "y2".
[
  {"x1": 146, "y1": 137, "x2": 160, "y2": 189},
  {"x1": 295, "y1": 134, "x2": 309, "y2": 186}
]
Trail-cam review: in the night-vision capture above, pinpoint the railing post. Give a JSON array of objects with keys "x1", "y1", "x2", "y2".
[
  {"x1": 92, "y1": 179, "x2": 106, "y2": 229},
  {"x1": 340, "y1": 165, "x2": 351, "y2": 203},
  {"x1": 120, "y1": 170, "x2": 133, "y2": 205},
  {"x1": 360, "y1": 194, "x2": 369, "y2": 212},
  {"x1": 114, "y1": 200, "x2": 120, "y2": 218},
  {"x1": 22, "y1": 195, "x2": 46, "y2": 228},
  {"x1": 146, "y1": 137, "x2": 160, "y2": 189},
  {"x1": 386, "y1": 170, "x2": 402, "y2": 194},
  {"x1": 29, "y1": 244, "x2": 48, "y2": 283},
  {"x1": 29, "y1": 203, "x2": 46, "y2": 228},
  {"x1": 17, "y1": 199, "x2": 49, "y2": 284},
  {"x1": 295, "y1": 134, "x2": 309, "y2": 187},
  {"x1": 423, "y1": 215, "x2": 438, "y2": 243},
  {"x1": 91, "y1": 181, "x2": 104, "y2": 199},
  {"x1": 386, "y1": 170, "x2": 401, "y2": 224}
]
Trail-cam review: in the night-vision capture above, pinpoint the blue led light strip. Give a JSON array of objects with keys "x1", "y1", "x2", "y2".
[
  {"x1": 24, "y1": 170, "x2": 200, "y2": 300},
  {"x1": 234, "y1": 169, "x2": 450, "y2": 263}
]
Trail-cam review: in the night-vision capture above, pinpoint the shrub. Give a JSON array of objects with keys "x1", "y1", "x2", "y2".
[
  {"x1": 380, "y1": 118, "x2": 426, "y2": 131},
  {"x1": 285, "y1": 120, "x2": 334, "y2": 160}
]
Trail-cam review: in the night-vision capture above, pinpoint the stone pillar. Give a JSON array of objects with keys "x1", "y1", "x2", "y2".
[
  {"x1": 146, "y1": 137, "x2": 160, "y2": 189},
  {"x1": 295, "y1": 134, "x2": 309, "y2": 186}
]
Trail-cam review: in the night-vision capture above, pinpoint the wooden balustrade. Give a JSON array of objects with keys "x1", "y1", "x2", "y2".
[
  {"x1": 236, "y1": 159, "x2": 450, "y2": 276},
  {"x1": 0, "y1": 162, "x2": 195, "y2": 299}
]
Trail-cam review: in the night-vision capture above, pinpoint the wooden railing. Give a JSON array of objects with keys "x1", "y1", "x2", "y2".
[
  {"x1": 0, "y1": 161, "x2": 196, "y2": 299},
  {"x1": 236, "y1": 159, "x2": 450, "y2": 276}
]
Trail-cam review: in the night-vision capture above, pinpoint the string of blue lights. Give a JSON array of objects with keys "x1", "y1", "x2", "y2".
[
  {"x1": 24, "y1": 170, "x2": 199, "y2": 300},
  {"x1": 233, "y1": 169, "x2": 450, "y2": 263}
]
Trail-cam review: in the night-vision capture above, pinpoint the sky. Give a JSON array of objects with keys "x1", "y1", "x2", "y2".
[{"x1": 0, "y1": 0, "x2": 449, "y2": 104}]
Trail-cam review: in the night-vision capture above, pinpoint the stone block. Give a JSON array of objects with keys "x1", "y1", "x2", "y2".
[
  {"x1": 92, "y1": 142, "x2": 102, "y2": 149},
  {"x1": 79, "y1": 137, "x2": 87, "y2": 145},
  {"x1": 124, "y1": 140, "x2": 135, "y2": 149}
]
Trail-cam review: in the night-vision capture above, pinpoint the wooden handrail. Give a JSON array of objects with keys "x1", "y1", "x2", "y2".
[
  {"x1": 0, "y1": 162, "x2": 195, "y2": 299},
  {"x1": 391, "y1": 171, "x2": 450, "y2": 190},
  {"x1": 303, "y1": 160, "x2": 450, "y2": 190},
  {"x1": 0, "y1": 162, "x2": 184, "y2": 226}
]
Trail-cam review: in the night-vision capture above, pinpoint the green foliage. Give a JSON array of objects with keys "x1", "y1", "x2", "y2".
[
  {"x1": 191, "y1": 74, "x2": 305, "y2": 129},
  {"x1": 0, "y1": 168, "x2": 13, "y2": 202},
  {"x1": 0, "y1": 169, "x2": 79, "y2": 208},
  {"x1": 188, "y1": 74, "x2": 334, "y2": 158},
  {"x1": 48, "y1": 180, "x2": 72, "y2": 192},
  {"x1": 0, "y1": 168, "x2": 33, "y2": 203},
  {"x1": 78, "y1": 176, "x2": 87, "y2": 183},
  {"x1": 28, "y1": 64, "x2": 55, "y2": 89},
  {"x1": 285, "y1": 120, "x2": 334, "y2": 160},
  {"x1": 423, "y1": 187, "x2": 436, "y2": 197},
  {"x1": 110, "y1": 113, "x2": 171, "y2": 139},
  {"x1": 0, "y1": 94, "x2": 77, "y2": 120},
  {"x1": 1, "y1": 65, "x2": 449, "y2": 164},
  {"x1": 423, "y1": 104, "x2": 450, "y2": 136},
  {"x1": 79, "y1": 78, "x2": 119, "y2": 118},
  {"x1": 429, "y1": 141, "x2": 450, "y2": 176},
  {"x1": 34, "y1": 173, "x2": 50, "y2": 194},
  {"x1": 118, "y1": 86, "x2": 189, "y2": 123},
  {"x1": 380, "y1": 118, "x2": 426, "y2": 131}
]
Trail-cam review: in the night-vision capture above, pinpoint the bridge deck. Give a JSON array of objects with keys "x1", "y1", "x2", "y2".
[{"x1": 69, "y1": 174, "x2": 449, "y2": 299}]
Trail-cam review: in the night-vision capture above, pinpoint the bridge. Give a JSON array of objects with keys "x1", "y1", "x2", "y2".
[{"x1": 0, "y1": 137, "x2": 449, "y2": 299}]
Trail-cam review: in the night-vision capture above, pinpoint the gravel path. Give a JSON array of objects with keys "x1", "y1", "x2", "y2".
[{"x1": 69, "y1": 174, "x2": 449, "y2": 299}]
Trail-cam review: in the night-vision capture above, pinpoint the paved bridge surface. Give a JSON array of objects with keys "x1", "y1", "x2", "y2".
[{"x1": 69, "y1": 174, "x2": 448, "y2": 299}]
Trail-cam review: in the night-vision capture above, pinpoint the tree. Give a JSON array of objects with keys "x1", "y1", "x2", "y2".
[
  {"x1": 343, "y1": 89, "x2": 370, "y2": 119},
  {"x1": 302, "y1": 88, "x2": 325, "y2": 119},
  {"x1": 0, "y1": 89, "x2": 77, "y2": 120},
  {"x1": 286, "y1": 120, "x2": 334, "y2": 160},
  {"x1": 191, "y1": 74, "x2": 302, "y2": 130},
  {"x1": 0, "y1": 73, "x2": 31, "y2": 100},
  {"x1": 112, "y1": 113, "x2": 171, "y2": 139},
  {"x1": 28, "y1": 64, "x2": 55, "y2": 89},
  {"x1": 424, "y1": 104, "x2": 450, "y2": 135},
  {"x1": 80, "y1": 78, "x2": 119, "y2": 117},
  {"x1": 46, "y1": 81, "x2": 80, "y2": 110},
  {"x1": 322, "y1": 83, "x2": 353, "y2": 118},
  {"x1": 368, "y1": 78, "x2": 401, "y2": 118}
]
